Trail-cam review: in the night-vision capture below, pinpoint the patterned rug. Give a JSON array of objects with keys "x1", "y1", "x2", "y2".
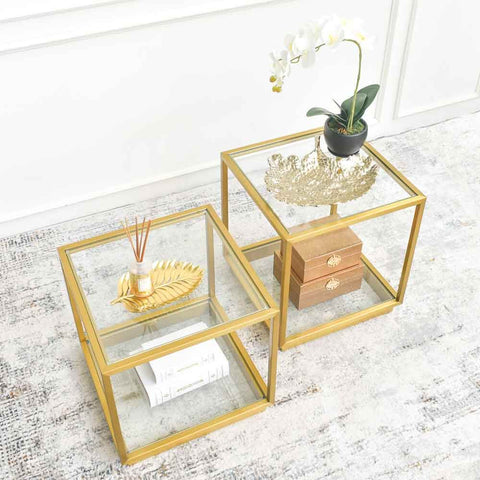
[{"x1": 1, "y1": 113, "x2": 480, "y2": 479}]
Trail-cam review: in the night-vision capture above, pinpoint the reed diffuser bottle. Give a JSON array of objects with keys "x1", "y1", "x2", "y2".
[{"x1": 123, "y1": 217, "x2": 153, "y2": 298}]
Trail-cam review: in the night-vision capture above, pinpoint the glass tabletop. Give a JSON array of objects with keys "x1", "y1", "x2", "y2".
[
  {"x1": 228, "y1": 131, "x2": 419, "y2": 234},
  {"x1": 65, "y1": 208, "x2": 270, "y2": 365}
]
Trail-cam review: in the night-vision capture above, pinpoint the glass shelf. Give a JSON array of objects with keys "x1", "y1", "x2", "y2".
[
  {"x1": 229, "y1": 131, "x2": 419, "y2": 234},
  {"x1": 67, "y1": 209, "x2": 269, "y2": 365},
  {"x1": 111, "y1": 331, "x2": 264, "y2": 452},
  {"x1": 245, "y1": 243, "x2": 394, "y2": 338}
]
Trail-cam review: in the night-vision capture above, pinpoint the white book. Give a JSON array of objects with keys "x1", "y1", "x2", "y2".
[
  {"x1": 136, "y1": 354, "x2": 229, "y2": 407},
  {"x1": 142, "y1": 323, "x2": 222, "y2": 384},
  {"x1": 132, "y1": 322, "x2": 230, "y2": 407}
]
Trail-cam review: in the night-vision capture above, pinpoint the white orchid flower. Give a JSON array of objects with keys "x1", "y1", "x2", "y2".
[
  {"x1": 269, "y1": 14, "x2": 375, "y2": 97},
  {"x1": 321, "y1": 16, "x2": 345, "y2": 48},
  {"x1": 270, "y1": 50, "x2": 290, "y2": 77},
  {"x1": 343, "y1": 18, "x2": 375, "y2": 50},
  {"x1": 292, "y1": 28, "x2": 316, "y2": 67},
  {"x1": 284, "y1": 33, "x2": 295, "y2": 55},
  {"x1": 304, "y1": 18, "x2": 325, "y2": 44},
  {"x1": 269, "y1": 50, "x2": 290, "y2": 91},
  {"x1": 310, "y1": 16, "x2": 328, "y2": 41}
]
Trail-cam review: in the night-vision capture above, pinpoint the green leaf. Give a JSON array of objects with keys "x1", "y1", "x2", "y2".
[
  {"x1": 331, "y1": 115, "x2": 347, "y2": 127},
  {"x1": 333, "y1": 99, "x2": 348, "y2": 120},
  {"x1": 306, "y1": 107, "x2": 337, "y2": 118},
  {"x1": 357, "y1": 83, "x2": 380, "y2": 103},
  {"x1": 329, "y1": 117, "x2": 348, "y2": 129},
  {"x1": 306, "y1": 107, "x2": 346, "y2": 127},
  {"x1": 341, "y1": 92, "x2": 367, "y2": 123},
  {"x1": 352, "y1": 84, "x2": 380, "y2": 121}
]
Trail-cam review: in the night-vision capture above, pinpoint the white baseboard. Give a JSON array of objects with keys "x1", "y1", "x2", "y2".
[{"x1": 0, "y1": 160, "x2": 220, "y2": 238}]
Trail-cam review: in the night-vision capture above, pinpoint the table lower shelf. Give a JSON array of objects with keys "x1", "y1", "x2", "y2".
[
  {"x1": 84, "y1": 327, "x2": 264, "y2": 455},
  {"x1": 243, "y1": 239, "x2": 397, "y2": 345}
]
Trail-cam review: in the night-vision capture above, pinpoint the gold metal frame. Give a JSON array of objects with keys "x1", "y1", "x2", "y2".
[
  {"x1": 58, "y1": 205, "x2": 279, "y2": 465},
  {"x1": 221, "y1": 127, "x2": 426, "y2": 350}
]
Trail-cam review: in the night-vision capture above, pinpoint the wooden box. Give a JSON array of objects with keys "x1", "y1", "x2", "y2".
[
  {"x1": 273, "y1": 215, "x2": 364, "y2": 310},
  {"x1": 273, "y1": 251, "x2": 364, "y2": 310},
  {"x1": 288, "y1": 214, "x2": 362, "y2": 282}
]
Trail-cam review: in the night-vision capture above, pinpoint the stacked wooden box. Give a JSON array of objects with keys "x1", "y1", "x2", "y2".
[{"x1": 273, "y1": 215, "x2": 364, "y2": 310}]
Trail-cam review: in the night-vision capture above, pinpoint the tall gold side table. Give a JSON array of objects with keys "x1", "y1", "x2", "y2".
[
  {"x1": 58, "y1": 205, "x2": 279, "y2": 464},
  {"x1": 221, "y1": 128, "x2": 426, "y2": 351}
]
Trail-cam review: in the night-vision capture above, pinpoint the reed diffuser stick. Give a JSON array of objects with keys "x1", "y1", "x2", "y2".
[
  {"x1": 135, "y1": 217, "x2": 139, "y2": 259},
  {"x1": 139, "y1": 217, "x2": 146, "y2": 257},
  {"x1": 123, "y1": 220, "x2": 138, "y2": 261},
  {"x1": 123, "y1": 217, "x2": 152, "y2": 263},
  {"x1": 140, "y1": 220, "x2": 152, "y2": 262}
]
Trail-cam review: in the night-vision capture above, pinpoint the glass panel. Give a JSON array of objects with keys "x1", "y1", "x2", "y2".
[
  {"x1": 109, "y1": 325, "x2": 265, "y2": 453},
  {"x1": 351, "y1": 206, "x2": 414, "y2": 292},
  {"x1": 101, "y1": 299, "x2": 212, "y2": 364},
  {"x1": 209, "y1": 217, "x2": 268, "y2": 320},
  {"x1": 67, "y1": 210, "x2": 269, "y2": 364},
  {"x1": 244, "y1": 220, "x2": 396, "y2": 338},
  {"x1": 226, "y1": 171, "x2": 278, "y2": 248},
  {"x1": 84, "y1": 338, "x2": 104, "y2": 389},
  {"x1": 231, "y1": 132, "x2": 416, "y2": 233}
]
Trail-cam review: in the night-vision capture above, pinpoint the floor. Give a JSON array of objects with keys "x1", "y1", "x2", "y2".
[{"x1": 1, "y1": 112, "x2": 480, "y2": 479}]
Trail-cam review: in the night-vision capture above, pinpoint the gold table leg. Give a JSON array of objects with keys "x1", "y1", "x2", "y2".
[
  {"x1": 205, "y1": 215, "x2": 216, "y2": 297},
  {"x1": 397, "y1": 199, "x2": 426, "y2": 303},
  {"x1": 102, "y1": 374, "x2": 128, "y2": 463},
  {"x1": 278, "y1": 240, "x2": 292, "y2": 350},
  {"x1": 221, "y1": 159, "x2": 229, "y2": 229},
  {"x1": 267, "y1": 314, "x2": 280, "y2": 402}
]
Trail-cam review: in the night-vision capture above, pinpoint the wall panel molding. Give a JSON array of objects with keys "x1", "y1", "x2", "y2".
[
  {"x1": 397, "y1": 91, "x2": 480, "y2": 120},
  {"x1": 393, "y1": 0, "x2": 480, "y2": 119},
  {"x1": 392, "y1": 0, "x2": 417, "y2": 119},
  {"x1": 373, "y1": 0, "x2": 399, "y2": 122},
  {"x1": 0, "y1": 1, "x2": 129, "y2": 24},
  {"x1": 0, "y1": 0, "x2": 278, "y2": 55}
]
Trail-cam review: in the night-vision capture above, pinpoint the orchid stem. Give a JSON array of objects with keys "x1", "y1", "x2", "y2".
[
  {"x1": 289, "y1": 43, "x2": 326, "y2": 64},
  {"x1": 343, "y1": 39, "x2": 362, "y2": 132}
]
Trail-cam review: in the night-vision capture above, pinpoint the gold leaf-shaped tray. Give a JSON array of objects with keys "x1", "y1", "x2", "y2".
[
  {"x1": 264, "y1": 135, "x2": 377, "y2": 206},
  {"x1": 111, "y1": 260, "x2": 204, "y2": 313}
]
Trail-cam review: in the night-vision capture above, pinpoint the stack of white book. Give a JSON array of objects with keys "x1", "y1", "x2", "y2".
[{"x1": 133, "y1": 322, "x2": 230, "y2": 407}]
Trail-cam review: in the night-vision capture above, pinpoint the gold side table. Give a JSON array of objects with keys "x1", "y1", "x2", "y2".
[
  {"x1": 58, "y1": 205, "x2": 279, "y2": 464},
  {"x1": 221, "y1": 128, "x2": 426, "y2": 351}
]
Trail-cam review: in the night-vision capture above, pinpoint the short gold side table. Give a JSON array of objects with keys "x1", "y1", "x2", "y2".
[
  {"x1": 221, "y1": 128, "x2": 426, "y2": 351},
  {"x1": 58, "y1": 205, "x2": 279, "y2": 464}
]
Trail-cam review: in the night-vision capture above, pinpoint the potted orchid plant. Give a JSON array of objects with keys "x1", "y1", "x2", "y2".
[{"x1": 269, "y1": 15, "x2": 379, "y2": 157}]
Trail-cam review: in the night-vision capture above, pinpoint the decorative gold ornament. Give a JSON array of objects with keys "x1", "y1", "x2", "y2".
[
  {"x1": 111, "y1": 260, "x2": 204, "y2": 313},
  {"x1": 264, "y1": 135, "x2": 377, "y2": 206},
  {"x1": 327, "y1": 254, "x2": 342, "y2": 268},
  {"x1": 326, "y1": 278, "x2": 341, "y2": 290}
]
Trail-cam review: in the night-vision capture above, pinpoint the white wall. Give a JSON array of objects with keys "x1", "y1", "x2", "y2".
[{"x1": 0, "y1": 0, "x2": 479, "y2": 236}]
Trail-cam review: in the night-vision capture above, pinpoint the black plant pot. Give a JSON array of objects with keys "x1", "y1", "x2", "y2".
[{"x1": 324, "y1": 118, "x2": 368, "y2": 157}]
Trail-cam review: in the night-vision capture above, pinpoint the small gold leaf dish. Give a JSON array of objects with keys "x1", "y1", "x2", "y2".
[{"x1": 111, "y1": 260, "x2": 204, "y2": 313}]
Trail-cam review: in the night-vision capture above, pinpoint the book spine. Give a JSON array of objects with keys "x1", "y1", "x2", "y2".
[
  {"x1": 152, "y1": 357, "x2": 229, "y2": 407},
  {"x1": 153, "y1": 350, "x2": 216, "y2": 384}
]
